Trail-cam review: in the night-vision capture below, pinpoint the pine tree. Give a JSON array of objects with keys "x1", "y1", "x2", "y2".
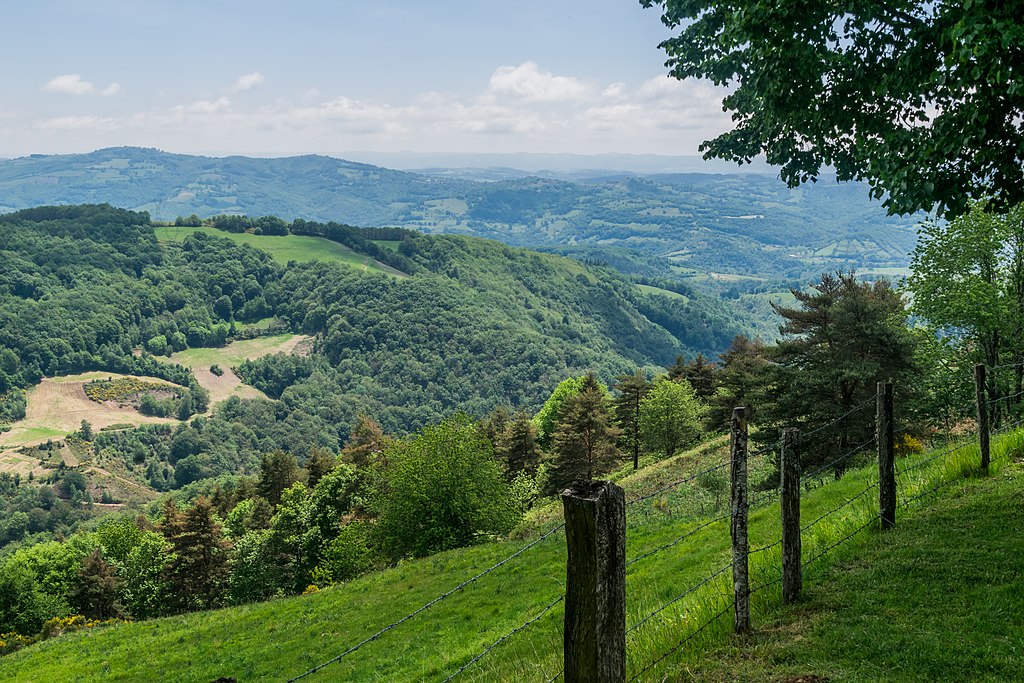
[
  {"x1": 69, "y1": 549, "x2": 123, "y2": 620},
  {"x1": 497, "y1": 410, "x2": 541, "y2": 479},
  {"x1": 707, "y1": 335, "x2": 769, "y2": 431},
  {"x1": 612, "y1": 370, "x2": 651, "y2": 470},
  {"x1": 342, "y1": 415, "x2": 391, "y2": 468},
  {"x1": 547, "y1": 374, "x2": 622, "y2": 493},
  {"x1": 305, "y1": 446, "x2": 336, "y2": 488},
  {"x1": 257, "y1": 450, "x2": 299, "y2": 507},
  {"x1": 682, "y1": 354, "x2": 718, "y2": 400},
  {"x1": 160, "y1": 497, "x2": 231, "y2": 612}
]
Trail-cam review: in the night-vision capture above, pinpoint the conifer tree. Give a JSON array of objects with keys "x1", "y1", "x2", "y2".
[
  {"x1": 342, "y1": 415, "x2": 391, "y2": 468},
  {"x1": 612, "y1": 370, "x2": 651, "y2": 470},
  {"x1": 257, "y1": 450, "x2": 299, "y2": 507},
  {"x1": 497, "y1": 410, "x2": 541, "y2": 479},
  {"x1": 682, "y1": 353, "x2": 718, "y2": 400},
  {"x1": 706, "y1": 335, "x2": 769, "y2": 431},
  {"x1": 305, "y1": 446, "x2": 336, "y2": 488},
  {"x1": 160, "y1": 497, "x2": 231, "y2": 612},
  {"x1": 547, "y1": 374, "x2": 622, "y2": 493},
  {"x1": 69, "y1": 549, "x2": 123, "y2": 620}
]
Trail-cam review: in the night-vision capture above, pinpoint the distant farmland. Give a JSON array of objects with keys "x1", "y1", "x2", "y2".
[{"x1": 154, "y1": 226, "x2": 407, "y2": 276}]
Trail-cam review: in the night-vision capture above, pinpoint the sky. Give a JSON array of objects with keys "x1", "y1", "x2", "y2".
[{"x1": 0, "y1": 0, "x2": 736, "y2": 162}]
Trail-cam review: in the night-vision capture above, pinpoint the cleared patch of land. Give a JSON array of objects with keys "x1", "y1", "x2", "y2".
[
  {"x1": 0, "y1": 372, "x2": 179, "y2": 449},
  {"x1": 636, "y1": 283, "x2": 690, "y2": 302},
  {"x1": 154, "y1": 226, "x2": 407, "y2": 277},
  {"x1": 165, "y1": 333, "x2": 312, "y2": 405}
]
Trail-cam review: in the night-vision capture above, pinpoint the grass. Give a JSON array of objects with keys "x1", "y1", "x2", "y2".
[
  {"x1": 166, "y1": 333, "x2": 306, "y2": 369},
  {"x1": 683, "y1": 433, "x2": 1024, "y2": 682},
  {"x1": 3, "y1": 429, "x2": 1019, "y2": 683},
  {"x1": 636, "y1": 284, "x2": 690, "y2": 302},
  {"x1": 154, "y1": 226, "x2": 406, "y2": 277}
]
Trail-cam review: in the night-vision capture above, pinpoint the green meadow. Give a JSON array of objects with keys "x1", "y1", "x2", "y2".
[
  {"x1": 4, "y1": 427, "x2": 1017, "y2": 683},
  {"x1": 154, "y1": 226, "x2": 404, "y2": 276}
]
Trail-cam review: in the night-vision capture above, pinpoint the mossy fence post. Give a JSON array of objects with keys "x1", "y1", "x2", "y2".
[
  {"x1": 780, "y1": 427, "x2": 801, "y2": 604},
  {"x1": 562, "y1": 479, "x2": 626, "y2": 682},
  {"x1": 877, "y1": 381, "x2": 896, "y2": 529},
  {"x1": 975, "y1": 364, "x2": 990, "y2": 473},
  {"x1": 730, "y1": 406, "x2": 750, "y2": 633}
]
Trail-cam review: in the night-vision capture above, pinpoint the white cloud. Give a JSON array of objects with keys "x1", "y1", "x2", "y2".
[
  {"x1": 486, "y1": 62, "x2": 590, "y2": 103},
  {"x1": 42, "y1": 74, "x2": 120, "y2": 97},
  {"x1": 230, "y1": 72, "x2": 265, "y2": 92},
  {"x1": 15, "y1": 64, "x2": 735, "y2": 157}
]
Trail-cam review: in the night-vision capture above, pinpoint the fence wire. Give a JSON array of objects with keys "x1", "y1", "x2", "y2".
[
  {"x1": 626, "y1": 600, "x2": 734, "y2": 682},
  {"x1": 626, "y1": 561, "x2": 733, "y2": 636},
  {"x1": 799, "y1": 394, "x2": 878, "y2": 441},
  {"x1": 441, "y1": 594, "x2": 565, "y2": 682},
  {"x1": 286, "y1": 522, "x2": 565, "y2": 682}
]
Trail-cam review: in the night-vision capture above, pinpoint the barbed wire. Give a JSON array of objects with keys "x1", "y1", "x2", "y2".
[
  {"x1": 802, "y1": 514, "x2": 878, "y2": 569},
  {"x1": 625, "y1": 511, "x2": 730, "y2": 570},
  {"x1": 543, "y1": 669, "x2": 563, "y2": 682},
  {"x1": 899, "y1": 440, "x2": 972, "y2": 476},
  {"x1": 800, "y1": 435, "x2": 876, "y2": 483},
  {"x1": 986, "y1": 361, "x2": 1024, "y2": 372},
  {"x1": 285, "y1": 522, "x2": 565, "y2": 682},
  {"x1": 441, "y1": 594, "x2": 565, "y2": 682},
  {"x1": 801, "y1": 483, "x2": 877, "y2": 533},
  {"x1": 626, "y1": 600, "x2": 733, "y2": 683},
  {"x1": 626, "y1": 561, "x2": 733, "y2": 636},
  {"x1": 986, "y1": 388, "x2": 1024, "y2": 407},
  {"x1": 748, "y1": 538, "x2": 782, "y2": 557},
  {"x1": 800, "y1": 393, "x2": 878, "y2": 441},
  {"x1": 626, "y1": 459, "x2": 730, "y2": 509}
]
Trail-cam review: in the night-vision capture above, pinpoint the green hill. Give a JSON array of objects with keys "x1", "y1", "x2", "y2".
[
  {"x1": 2, "y1": 425, "x2": 1017, "y2": 682},
  {"x1": 0, "y1": 148, "x2": 918, "y2": 284}
]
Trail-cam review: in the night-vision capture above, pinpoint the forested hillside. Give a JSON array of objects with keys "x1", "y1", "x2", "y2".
[
  {"x1": 0, "y1": 148, "x2": 916, "y2": 283},
  {"x1": 0, "y1": 204, "x2": 743, "y2": 492}
]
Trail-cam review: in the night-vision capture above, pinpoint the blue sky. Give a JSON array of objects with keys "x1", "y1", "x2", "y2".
[{"x1": 0, "y1": 1, "x2": 733, "y2": 159}]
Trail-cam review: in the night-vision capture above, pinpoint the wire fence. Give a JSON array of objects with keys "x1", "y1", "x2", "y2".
[{"x1": 288, "y1": 363, "x2": 1018, "y2": 683}]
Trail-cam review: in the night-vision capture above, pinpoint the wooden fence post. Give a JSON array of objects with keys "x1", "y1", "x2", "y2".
[
  {"x1": 975, "y1": 364, "x2": 990, "y2": 473},
  {"x1": 780, "y1": 427, "x2": 801, "y2": 604},
  {"x1": 730, "y1": 407, "x2": 750, "y2": 633},
  {"x1": 562, "y1": 480, "x2": 626, "y2": 683},
  {"x1": 877, "y1": 381, "x2": 896, "y2": 529}
]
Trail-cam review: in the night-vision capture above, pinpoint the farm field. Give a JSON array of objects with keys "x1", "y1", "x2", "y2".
[
  {"x1": 154, "y1": 226, "x2": 407, "y2": 276},
  {"x1": 0, "y1": 372, "x2": 179, "y2": 450},
  {"x1": 165, "y1": 333, "x2": 312, "y2": 405}
]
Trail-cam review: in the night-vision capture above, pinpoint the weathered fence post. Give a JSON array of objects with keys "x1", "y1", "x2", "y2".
[
  {"x1": 562, "y1": 479, "x2": 625, "y2": 683},
  {"x1": 780, "y1": 427, "x2": 801, "y2": 604},
  {"x1": 877, "y1": 381, "x2": 896, "y2": 529},
  {"x1": 975, "y1": 364, "x2": 990, "y2": 473},
  {"x1": 730, "y1": 407, "x2": 750, "y2": 633}
]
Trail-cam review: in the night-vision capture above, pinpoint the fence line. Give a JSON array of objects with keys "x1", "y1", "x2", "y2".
[
  {"x1": 286, "y1": 522, "x2": 565, "y2": 682},
  {"x1": 294, "y1": 362, "x2": 1022, "y2": 683}
]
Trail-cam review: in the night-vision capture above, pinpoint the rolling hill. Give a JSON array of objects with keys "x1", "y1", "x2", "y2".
[{"x1": 0, "y1": 148, "x2": 919, "y2": 283}]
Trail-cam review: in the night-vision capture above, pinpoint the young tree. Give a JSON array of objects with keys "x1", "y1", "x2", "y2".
[
  {"x1": 496, "y1": 410, "x2": 542, "y2": 479},
  {"x1": 612, "y1": 370, "x2": 651, "y2": 470},
  {"x1": 69, "y1": 549, "x2": 123, "y2": 620},
  {"x1": 641, "y1": 1, "x2": 1024, "y2": 217},
  {"x1": 257, "y1": 450, "x2": 299, "y2": 507},
  {"x1": 78, "y1": 419, "x2": 93, "y2": 441},
  {"x1": 640, "y1": 377, "x2": 705, "y2": 459},
  {"x1": 547, "y1": 374, "x2": 622, "y2": 493},
  {"x1": 160, "y1": 497, "x2": 231, "y2": 612},
  {"x1": 369, "y1": 416, "x2": 515, "y2": 558}
]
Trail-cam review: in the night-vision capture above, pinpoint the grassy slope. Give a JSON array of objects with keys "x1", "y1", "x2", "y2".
[
  {"x1": 3, "y1": 430, "x2": 1019, "y2": 683},
  {"x1": 687, "y1": 457, "x2": 1024, "y2": 682},
  {"x1": 154, "y1": 226, "x2": 405, "y2": 276}
]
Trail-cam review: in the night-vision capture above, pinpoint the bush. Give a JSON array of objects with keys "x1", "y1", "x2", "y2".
[
  {"x1": 209, "y1": 364, "x2": 224, "y2": 377},
  {"x1": 369, "y1": 415, "x2": 516, "y2": 558}
]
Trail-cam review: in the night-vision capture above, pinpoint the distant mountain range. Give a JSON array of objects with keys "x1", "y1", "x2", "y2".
[{"x1": 0, "y1": 147, "x2": 919, "y2": 282}]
